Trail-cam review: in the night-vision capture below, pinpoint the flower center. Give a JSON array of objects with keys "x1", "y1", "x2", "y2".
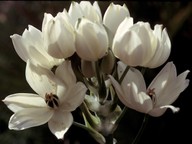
[
  {"x1": 45, "y1": 93, "x2": 59, "y2": 108},
  {"x1": 147, "y1": 88, "x2": 156, "y2": 104}
]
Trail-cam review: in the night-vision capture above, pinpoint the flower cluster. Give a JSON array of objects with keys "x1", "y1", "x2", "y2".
[{"x1": 3, "y1": 1, "x2": 190, "y2": 144}]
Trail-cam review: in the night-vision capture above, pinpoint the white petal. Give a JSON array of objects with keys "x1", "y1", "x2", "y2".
[
  {"x1": 117, "y1": 62, "x2": 146, "y2": 92},
  {"x1": 44, "y1": 11, "x2": 75, "y2": 59},
  {"x1": 126, "y1": 83, "x2": 153, "y2": 113},
  {"x1": 75, "y1": 18, "x2": 108, "y2": 61},
  {"x1": 2, "y1": 93, "x2": 47, "y2": 113},
  {"x1": 59, "y1": 82, "x2": 87, "y2": 111},
  {"x1": 9, "y1": 107, "x2": 53, "y2": 130},
  {"x1": 26, "y1": 60, "x2": 56, "y2": 97},
  {"x1": 148, "y1": 105, "x2": 180, "y2": 117},
  {"x1": 21, "y1": 25, "x2": 53, "y2": 68},
  {"x1": 48, "y1": 111, "x2": 73, "y2": 139},
  {"x1": 148, "y1": 62, "x2": 176, "y2": 98},
  {"x1": 80, "y1": 1, "x2": 102, "y2": 22},
  {"x1": 103, "y1": 3, "x2": 130, "y2": 36},
  {"x1": 109, "y1": 75, "x2": 129, "y2": 107},
  {"x1": 68, "y1": 1, "x2": 83, "y2": 26},
  {"x1": 112, "y1": 19, "x2": 144, "y2": 66},
  {"x1": 93, "y1": 1, "x2": 102, "y2": 21},
  {"x1": 147, "y1": 26, "x2": 171, "y2": 68},
  {"x1": 10, "y1": 34, "x2": 29, "y2": 62},
  {"x1": 156, "y1": 70, "x2": 190, "y2": 106},
  {"x1": 55, "y1": 61, "x2": 76, "y2": 88}
]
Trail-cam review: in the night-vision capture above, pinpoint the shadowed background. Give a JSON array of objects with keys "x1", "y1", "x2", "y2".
[{"x1": 0, "y1": 1, "x2": 192, "y2": 144}]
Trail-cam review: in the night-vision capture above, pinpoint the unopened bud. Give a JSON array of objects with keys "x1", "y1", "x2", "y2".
[
  {"x1": 81, "y1": 60, "x2": 95, "y2": 78},
  {"x1": 101, "y1": 49, "x2": 116, "y2": 74}
]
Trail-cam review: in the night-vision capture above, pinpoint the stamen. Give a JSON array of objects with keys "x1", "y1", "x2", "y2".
[
  {"x1": 45, "y1": 93, "x2": 59, "y2": 108},
  {"x1": 147, "y1": 88, "x2": 156, "y2": 104}
]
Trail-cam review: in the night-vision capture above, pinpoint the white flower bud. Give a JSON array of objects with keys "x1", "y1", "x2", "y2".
[
  {"x1": 112, "y1": 18, "x2": 171, "y2": 68},
  {"x1": 75, "y1": 18, "x2": 108, "y2": 61},
  {"x1": 42, "y1": 9, "x2": 75, "y2": 59}
]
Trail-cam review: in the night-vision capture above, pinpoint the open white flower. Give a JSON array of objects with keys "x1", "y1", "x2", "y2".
[
  {"x1": 110, "y1": 61, "x2": 190, "y2": 117},
  {"x1": 3, "y1": 60, "x2": 87, "y2": 139},
  {"x1": 10, "y1": 25, "x2": 63, "y2": 69},
  {"x1": 112, "y1": 20, "x2": 171, "y2": 68}
]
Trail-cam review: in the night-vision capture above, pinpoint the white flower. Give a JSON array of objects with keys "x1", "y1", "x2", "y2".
[
  {"x1": 42, "y1": 10, "x2": 76, "y2": 59},
  {"x1": 103, "y1": 2, "x2": 130, "y2": 47},
  {"x1": 75, "y1": 18, "x2": 108, "y2": 61},
  {"x1": 10, "y1": 25, "x2": 63, "y2": 69},
  {"x1": 3, "y1": 60, "x2": 87, "y2": 139},
  {"x1": 112, "y1": 20, "x2": 171, "y2": 68},
  {"x1": 68, "y1": 1, "x2": 102, "y2": 26},
  {"x1": 109, "y1": 61, "x2": 190, "y2": 117}
]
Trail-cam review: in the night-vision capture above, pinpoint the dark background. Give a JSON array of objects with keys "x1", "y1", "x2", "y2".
[{"x1": 0, "y1": 1, "x2": 191, "y2": 144}]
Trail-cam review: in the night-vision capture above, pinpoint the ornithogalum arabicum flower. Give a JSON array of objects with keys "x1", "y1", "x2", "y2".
[
  {"x1": 3, "y1": 1, "x2": 190, "y2": 144},
  {"x1": 42, "y1": 10, "x2": 76, "y2": 59},
  {"x1": 110, "y1": 61, "x2": 189, "y2": 117},
  {"x1": 112, "y1": 20, "x2": 171, "y2": 68},
  {"x1": 3, "y1": 60, "x2": 87, "y2": 139},
  {"x1": 10, "y1": 25, "x2": 63, "y2": 69},
  {"x1": 103, "y1": 2, "x2": 130, "y2": 47},
  {"x1": 68, "y1": 1, "x2": 102, "y2": 26},
  {"x1": 75, "y1": 18, "x2": 108, "y2": 61}
]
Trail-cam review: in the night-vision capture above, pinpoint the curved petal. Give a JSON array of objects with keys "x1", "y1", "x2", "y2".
[
  {"x1": 112, "y1": 19, "x2": 144, "y2": 66},
  {"x1": 75, "y1": 18, "x2": 108, "y2": 61},
  {"x1": 148, "y1": 62, "x2": 176, "y2": 98},
  {"x1": 156, "y1": 70, "x2": 190, "y2": 106},
  {"x1": 2, "y1": 93, "x2": 47, "y2": 113},
  {"x1": 9, "y1": 107, "x2": 53, "y2": 130},
  {"x1": 10, "y1": 34, "x2": 29, "y2": 62},
  {"x1": 147, "y1": 25, "x2": 171, "y2": 68},
  {"x1": 126, "y1": 83, "x2": 153, "y2": 113},
  {"x1": 55, "y1": 61, "x2": 76, "y2": 88},
  {"x1": 26, "y1": 60, "x2": 57, "y2": 98},
  {"x1": 44, "y1": 11, "x2": 75, "y2": 59},
  {"x1": 103, "y1": 3, "x2": 130, "y2": 36},
  {"x1": 80, "y1": 1, "x2": 102, "y2": 23},
  {"x1": 68, "y1": 1, "x2": 83, "y2": 26},
  {"x1": 109, "y1": 75, "x2": 125, "y2": 102},
  {"x1": 148, "y1": 105, "x2": 179, "y2": 117},
  {"x1": 48, "y1": 111, "x2": 73, "y2": 139},
  {"x1": 59, "y1": 82, "x2": 87, "y2": 111},
  {"x1": 117, "y1": 62, "x2": 146, "y2": 92}
]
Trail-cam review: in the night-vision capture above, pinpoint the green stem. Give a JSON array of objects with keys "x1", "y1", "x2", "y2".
[
  {"x1": 119, "y1": 66, "x2": 129, "y2": 84},
  {"x1": 114, "y1": 106, "x2": 128, "y2": 126},
  {"x1": 131, "y1": 114, "x2": 149, "y2": 144},
  {"x1": 95, "y1": 61, "x2": 102, "y2": 87},
  {"x1": 73, "y1": 121, "x2": 90, "y2": 131},
  {"x1": 105, "y1": 134, "x2": 116, "y2": 144}
]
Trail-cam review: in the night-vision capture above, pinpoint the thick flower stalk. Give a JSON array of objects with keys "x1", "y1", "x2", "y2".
[
  {"x1": 110, "y1": 61, "x2": 190, "y2": 117},
  {"x1": 3, "y1": 60, "x2": 87, "y2": 139}
]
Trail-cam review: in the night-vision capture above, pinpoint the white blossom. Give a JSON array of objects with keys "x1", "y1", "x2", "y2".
[
  {"x1": 75, "y1": 18, "x2": 108, "y2": 61},
  {"x1": 10, "y1": 25, "x2": 63, "y2": 69},
  {"x1": 42, "y1": 10, "x2": 76, "y2": 59},
  {"x1": 110, "y1": 61, "x2": 190, "y2": 117},
  {"x1": 3, "y1": 60, "x2": 87, "y2": 139},
  {"x1": 112, "y1": 20, "x2": 171, "y2": 68}
]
